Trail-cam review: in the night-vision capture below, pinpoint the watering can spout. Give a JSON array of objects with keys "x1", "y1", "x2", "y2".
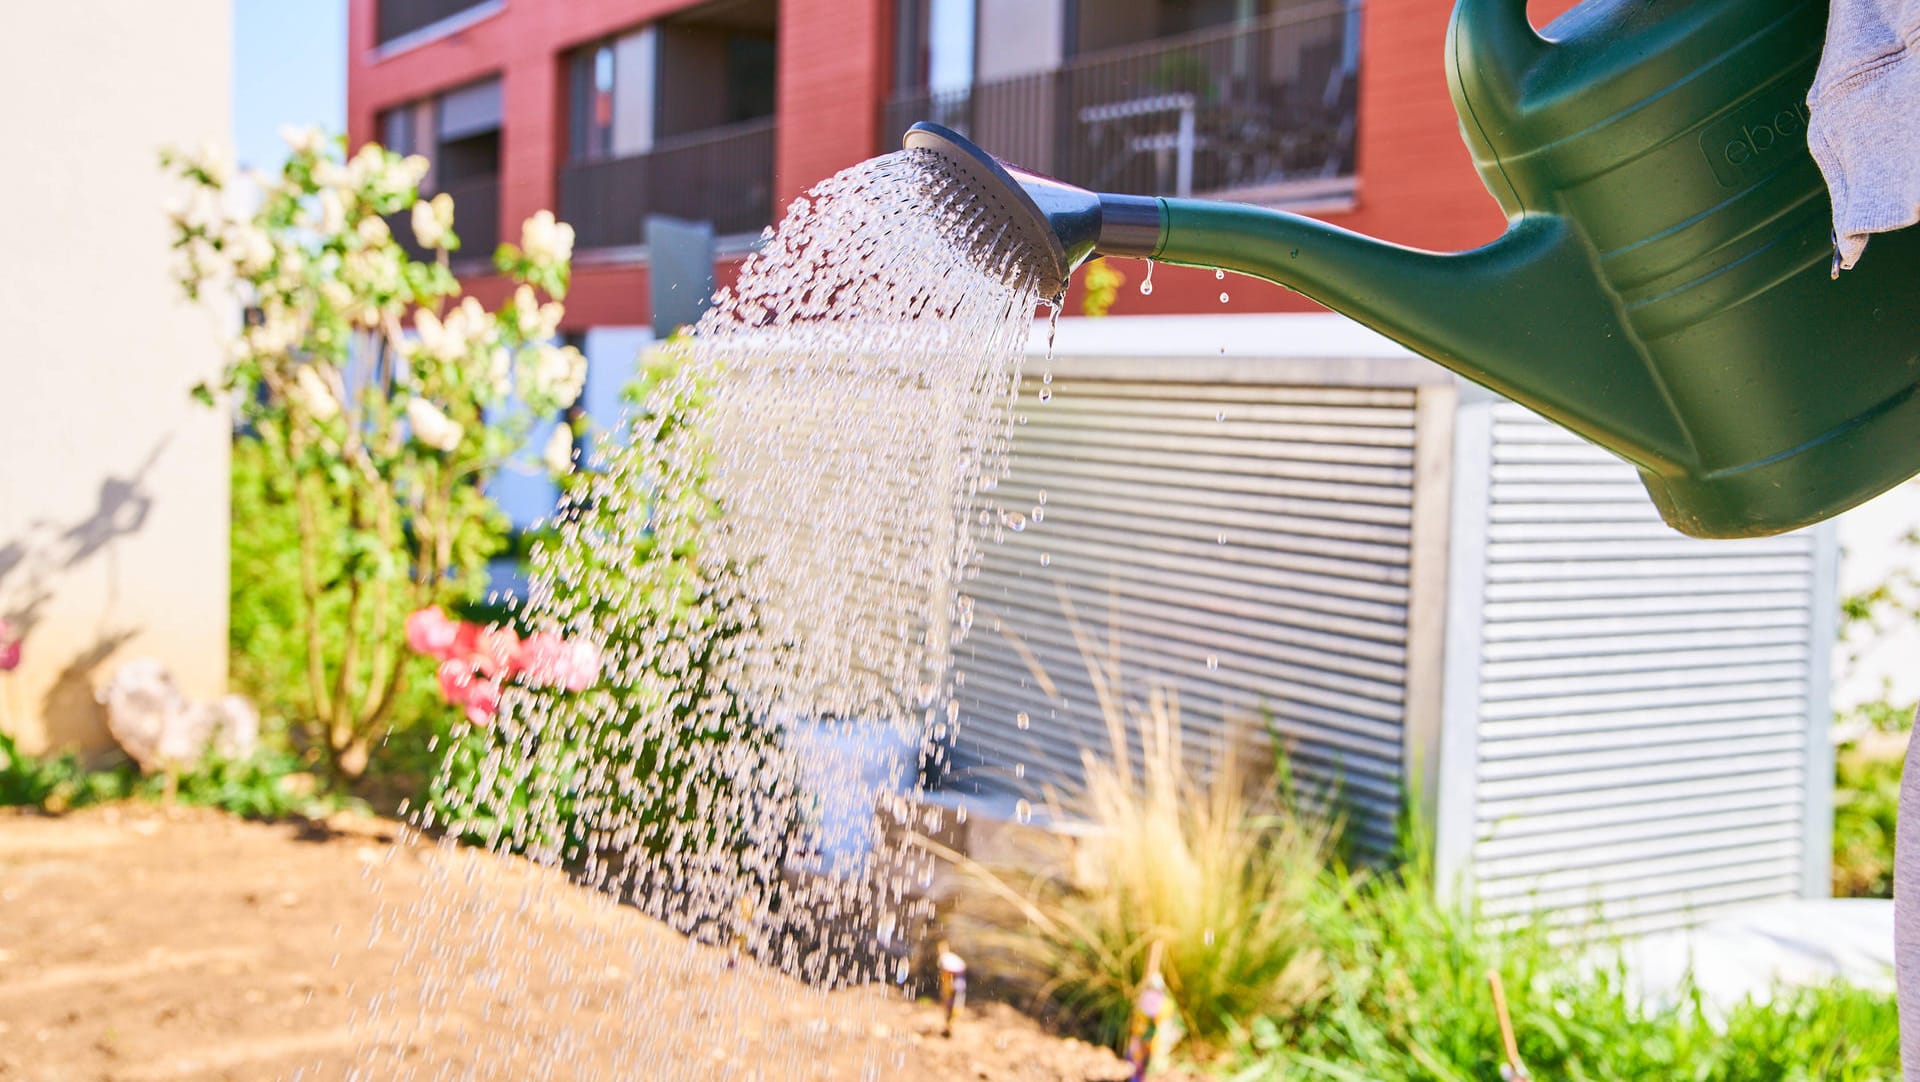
[
  {"x1": 1147, "y1": 202, "x2": 1693, "y2": 475},
  {"x1": 904, "y1": 121, "x2": 1690, "y2": 478}
]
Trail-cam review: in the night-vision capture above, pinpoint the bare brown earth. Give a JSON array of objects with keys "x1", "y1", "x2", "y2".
[{"x1": 0, "y1": 805, "x2": 1173, "y2": 1082}]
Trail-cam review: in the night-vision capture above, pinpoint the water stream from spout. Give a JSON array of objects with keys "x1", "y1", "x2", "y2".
[{"x1": 350, "y1": 148, "x2": 1045, "y2": 1079}]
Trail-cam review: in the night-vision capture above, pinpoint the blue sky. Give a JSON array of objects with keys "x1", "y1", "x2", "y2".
[{"x1": 232, "y1": 0, "x2": 347, "y2": 170}]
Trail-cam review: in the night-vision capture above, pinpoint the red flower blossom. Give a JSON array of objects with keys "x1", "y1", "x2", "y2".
[{"x1": 405, "y1": 607, "x2": 460, "y2": 660}]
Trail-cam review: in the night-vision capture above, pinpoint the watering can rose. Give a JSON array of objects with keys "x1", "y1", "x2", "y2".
[{"x1": 405, "y1": 608, "x2": 602, "y2": 723}]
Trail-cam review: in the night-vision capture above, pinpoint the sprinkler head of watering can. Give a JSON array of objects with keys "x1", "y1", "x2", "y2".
[{"x1": 904, "y1": 122, "x2": 1161, "y2": 298}]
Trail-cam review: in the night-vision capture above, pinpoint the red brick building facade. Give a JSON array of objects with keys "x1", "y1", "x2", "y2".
[{"x1": 348, "y1": 0, "x2": 1576, "y2": 330}]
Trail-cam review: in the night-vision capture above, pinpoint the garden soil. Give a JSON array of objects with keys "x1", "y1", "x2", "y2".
[{"x1": 0, "y1": 805, "x2": 1183, "y2": 1081}]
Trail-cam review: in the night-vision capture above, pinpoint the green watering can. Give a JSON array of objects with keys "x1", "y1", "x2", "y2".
[{"x1": 907, "y1": 0, "x2": 1920, "y2": 538}]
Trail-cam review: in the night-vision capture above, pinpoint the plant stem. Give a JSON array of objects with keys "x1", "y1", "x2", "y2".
[{"x1": 291, "y1": 457, "x2": 335, "y2": 735}]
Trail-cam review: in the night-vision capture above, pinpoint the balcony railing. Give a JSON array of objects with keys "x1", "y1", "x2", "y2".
[
  {"x1": 883, "y1": 3, "x2": 1357, "y2": 203},
  {"x1": 376, "y1": 0, "x2": 495, "y2": 46},
  {"x1": 390, "y1": 174, "x2": 500, "y2": 264},
  {"x1": 558, "y1": 119, "x2": 777, "y2": 251}
]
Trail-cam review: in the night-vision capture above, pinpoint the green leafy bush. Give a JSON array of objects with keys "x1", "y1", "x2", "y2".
[
  {"x1": 427, "y1": 339, "x2": 787, "y2": 909},
  {"x1": 165, "y1": 131, "x2": 581, "y2": 781},
  {"x1": 0, "y1": 731, "x2": 133, "y2": 809},
  {"x1": 1242, "y1": 815, "x2": 1896, "y2": 1080},
  {"x1": 1833, "y1": 730, "x2": 1903, "y2": 898},
  {"x1": 941, "y1": 640, "x2": 1898, "y2": 1079},
  {"x1": 1236, "y1": 841, "x2": 1898, "y2": 1080},
  {"x1": 229, "y1": 434, "x2": 454, "y2": 792},
  {"x1": 0, "y1": 729, "x2": 352, "y2": 820}
]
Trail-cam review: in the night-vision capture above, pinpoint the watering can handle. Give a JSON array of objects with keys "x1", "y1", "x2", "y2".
[{"x1": 1450, "y1": 0, "x2": 1551, "y2": 90}]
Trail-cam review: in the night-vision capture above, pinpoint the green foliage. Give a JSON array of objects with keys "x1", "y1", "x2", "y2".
[
  {"x1": 0, "y1": 730, "x2": 354, "y2": 820},
  {"x1": 948, "y1": 658, "x2": 1897, "y2": 1078},
  {"x1": 164, "y1": 132, "x2": 581, "y2": 780},
  {"x1": 429, "y1": 337, "x2": 784, "y2": 887},
  {"x1": 1225, "y1": 817, "x2": 1899, "y2": 1081},
  {"x1": 0, "y1": 730, "x2": 134, "y2": 809},
  {"x1": 229, "y1": 435, "x2": 455, "y2": 783},
  {"x1": 1833, "y1": 733, "x2": 1903, "y2": 898},
  {"x1": 1079, "y1": 257, "x2": 1127, "y2": 318}
]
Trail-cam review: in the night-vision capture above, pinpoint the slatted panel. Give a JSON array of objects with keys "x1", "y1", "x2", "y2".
[
  {"x1": 1470, "y1": 401, "x2": 1820, "y2": 933},
  {"x1": 947, "y1": 369, "x2": 1423, "y2": 854}
]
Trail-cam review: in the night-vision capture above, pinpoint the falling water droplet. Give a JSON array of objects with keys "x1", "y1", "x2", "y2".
[
  {"x1": 1215, "y1": 268, "x2": 1225, "y2": 280},
  {"x1": 1039, "y1": 552, "x2": 1051, "y2": 567},
  {"x1": 1204, "y1": 927, "x2": 1216, "y2": 945},
  {"x1": 1038, "y1": 387, "x2": 1052, "y2": 402},
  {"x1": 1042, "y1": 370, "x2": 1053, "y2": 384},
  {"x1": 1217, "y1": 533, "x2": 1227, "y2": 545},
  {"x1": 1216, "y1": 411, "x2": 1226, "y2": 422},
  {"x1": 956, "y1": 804, "x2": 969, "y2": 824},
  {"x1": 1037, "y1": 490, "x2": 1048, "y2": 505},
  {"x1": 1031, "y1": 507, "x2": 1044, "y2": 523},
  {"x1": 1139, "y1": 260, "x2": 1155, "y2": 296},
  {"x1": 1016, "y1": 711, "x2": 1030, "y2": 730},
  {"x1": 1015, "y1": 799, "x2": 1033, "y2": 824},
  {"x1": 1219, "y1": 291, "x2": 1230, "y2": 304},
  {"x1": 1207, "y1": 655, "x2": 1219, "y2": 670},
  {"x1": 1015, "y1": 762, "x2": 1026, "y2": 779},
  {"x1": 1004, "y1": 511, "x2": 1026, "y2": 531}
]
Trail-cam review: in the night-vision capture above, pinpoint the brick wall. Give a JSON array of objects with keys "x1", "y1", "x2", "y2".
[
  {"x1": 773, "y1": 0, "x2": 892, "y2": 209},
  {"x1": 347, "y1": 0, "x2": 1589, "y2": 326}
]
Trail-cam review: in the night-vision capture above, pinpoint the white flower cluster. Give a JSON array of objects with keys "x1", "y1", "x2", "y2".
[
  {"x1": 408, "y1": 297, "x2": 499, "y2": 368},
  {"x1": 407, "y1": 397, "x2": 465, "y2": 453},
  {"x1": 288, "y1": 365, "x2": 341, "y2": 422},
  {"x1": 543, "y1": 424, "x2": 576, "y2": 476},
  {"x1": 278, "y1": 124, "x2": 328, "y2": 158},
  {"x1": 242, "y1": 300, "x2": 308, "y2": 360},
  {"x1": 520, "y1": 210, "x2": 575, "y2": 269},
  {"x1": 511, "y1": 284, "x2": 563, "y2": 342},
  {"x1": 313, "y1": 142, "x2": 430, "y2": 204},
  {"x1": 412, "y1": 192, "x2": 455, "y2": 250},
  {"x1": 526, "y1": 343, "x2": 587, "y2": 409},
  {"x1": 99, "y1": 658, "x2": 259, "y2": 774}
]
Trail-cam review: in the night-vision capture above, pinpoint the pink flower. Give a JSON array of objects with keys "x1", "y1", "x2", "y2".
[
  {"x1": 472, "y1": 625, "x2": 522, "y2": 677},
  {"x1": 437, "y1": 658, "x2": 475, "y2": 705},
  {"x1": 0, "y1": 619, "x2": 19, "y2": 672},
  {"x1": 405, "y1": 607, "x2": 460, "y2": 659},
  {"x1": 516, "y1": 631, "x2": 601, "y2": 692},
  {"x1": 463, "y1": 675, "x2": 502, "y2": 726}
]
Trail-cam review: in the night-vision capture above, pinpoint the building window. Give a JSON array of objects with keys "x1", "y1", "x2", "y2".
[
  {"x1": 568, "y1": 43, "x2": 617, "y2": 163},
  {"x1": 895, "y1": 0, "x2": 977, "y2": 95},
  {"x1": 378, "y1": 77, "x2": 504, "y2": 257}
]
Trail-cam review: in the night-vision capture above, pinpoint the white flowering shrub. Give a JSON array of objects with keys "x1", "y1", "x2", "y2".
[{"x1": 163, "y1": 129, "x2": 584, "y2": 781}]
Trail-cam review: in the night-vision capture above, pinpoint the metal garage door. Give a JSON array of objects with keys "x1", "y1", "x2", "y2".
[
  {"x1": 1441, "y1": 394, "x2": 1837, "y2": 934},
  {"x1": 948, "y1": 353, "x2": 1451, "y2": 855}
]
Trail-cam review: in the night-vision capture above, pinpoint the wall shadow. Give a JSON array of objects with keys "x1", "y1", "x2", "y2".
[{"x1": 0, "y1": 438, "x2": 169, "y2": 746}]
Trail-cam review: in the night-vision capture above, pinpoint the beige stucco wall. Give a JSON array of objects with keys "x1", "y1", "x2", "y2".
[{"x1": 0, "y1": 1, "x2": 232, "y2": 752}]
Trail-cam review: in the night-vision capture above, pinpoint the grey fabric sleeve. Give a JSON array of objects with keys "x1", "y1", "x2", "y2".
[{"x1": 1806, "y1": 0, "x2": 1920, "y2": 271}]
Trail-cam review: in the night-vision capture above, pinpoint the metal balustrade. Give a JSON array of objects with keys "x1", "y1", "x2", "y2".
[
  {"x1": 884, "y1": 4, "x2": 1357, "y2": 203},
  {"x1": 558, "y1": 119, "x2": 777, "y2": 250}
]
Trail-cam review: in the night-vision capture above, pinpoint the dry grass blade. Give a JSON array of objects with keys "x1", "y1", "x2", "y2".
[{"x1": 941, "y1": 592, "x2": 1337, "y2": 1055}]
